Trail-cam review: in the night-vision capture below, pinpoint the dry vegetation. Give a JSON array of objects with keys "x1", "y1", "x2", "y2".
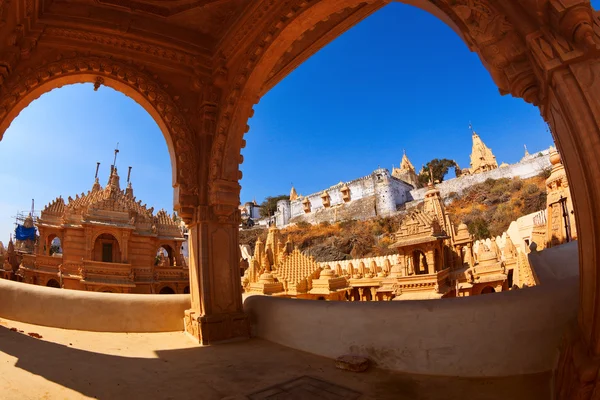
[
  {"x1": 239, "y1": 216, "x2": 405, "y2": 262},
  {"x1": 240, "y1": 171, "x2": 551, "y2": 261},
  {"x1": 445, "y1": 171, "x2": 550, "y2": 239}
]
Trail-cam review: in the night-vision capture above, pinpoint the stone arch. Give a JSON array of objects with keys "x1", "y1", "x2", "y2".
[
  {"x1": 93, "y1": 233, "x2": 121, "y2": 263},
  {"x1": 46, "y1": 278, "x2": 60, "y2": 288},
  {"x1": 208, "y1": 0, "x2": 539, "y2": 196},
  {"x1": 156, "y1": 244, "x2": 176, "y2": 266},
  {"x1": 481, "y1": 286, "x2": 495, "y2": 295},
  {"x1": 45, "y1": 232, "x2": 63, "y2": 256},
  {"x1": 0, "y1": 55, "x2": 199, "y2": 208},
  {"x1": 91, "y1": 230, "x2": 124, "y2": 255},
  {"x1": 159, "y1": 286, "x2": 176, "y2": 295}
]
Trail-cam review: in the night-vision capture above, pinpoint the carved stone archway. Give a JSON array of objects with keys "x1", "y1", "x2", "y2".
[
  {"x1": 208, "y1": 0, "x2": 600, "y2": 396},
  {"x1": 209, "y1": 0, "x2": 541, "y2": 192},
  {"x1": 1, "y1": 1, "x2": 600, "y2": 395},
  {"x1": 0, "y1": 55, "x2": 199, "y2": 214}
]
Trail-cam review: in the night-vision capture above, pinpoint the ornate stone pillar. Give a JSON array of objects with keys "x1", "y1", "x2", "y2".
[
  {"x1": 183, "y1": 184, "x2": 249, "y2": 345},
  {"x1": 370, "y1": 287, "x2": 378, "y2": 302},
  {"x1": 544, "y1": 59, "x2": 600, "y2": 398},
  {"x1": 121, "y1": 231, "x2": 130, "y2": 263},
  {"x1": 426, "y1": 252, "x2": 435, "y2": 275},
  {"x1": 525, "y1": 11, "x2": 600, "y2": 394}
]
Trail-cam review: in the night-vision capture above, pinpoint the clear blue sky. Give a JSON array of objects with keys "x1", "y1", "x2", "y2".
[{"x1": 3, "y1": 1, "x2": 587, "y2": 244}]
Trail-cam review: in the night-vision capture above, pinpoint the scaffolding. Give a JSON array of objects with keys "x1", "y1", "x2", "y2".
[
  {"x1": 13, "y1": 210, "x2": 40, "y2": 228},
  {"x1": 11, "y1": 199, "x2": 40, "y2": 245}
]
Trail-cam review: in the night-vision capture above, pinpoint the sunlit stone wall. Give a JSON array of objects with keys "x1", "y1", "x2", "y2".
[
  {"x1": 276, "y1": 169, "x2": 413, "y2": 226},
  {"x1": 408, "y1": 149, "x2": 552, "y2": 204}
]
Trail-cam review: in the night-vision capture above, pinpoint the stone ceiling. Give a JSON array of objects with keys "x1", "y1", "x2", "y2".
[{"x1": 38, "y1": 0, "x2": 249, "y2": 48}]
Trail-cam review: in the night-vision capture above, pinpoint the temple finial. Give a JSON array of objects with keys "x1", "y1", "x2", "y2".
[
  {"x1": 112, "y1": 142, "x2": 120, "y2": 170},
  {"x1": 428, "y1": 165, "x2": 434, "y2": 184},
  {"x1": 127, "y1": 166, "x2": 132, "y2": 184},
  {"x1": 94, "y1": 162, "x2": 100, "y2": 179},
  {"x1": 469, "y1": 121, "x2": 474, "y2": 134}
]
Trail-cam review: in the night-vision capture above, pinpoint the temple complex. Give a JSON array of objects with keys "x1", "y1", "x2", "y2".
[
  {"x1": 0, "y1": 0, "x2": 598, "y2": 395},
  {"x1": 242, "y1": 178, "x2": 534, "y2": 301},
  {"x1": 7, "y1": 165, "x2": 189, "y2": 294},
  {"x1": 265, "y1": 138, "x2": 551, "y2": 228}
]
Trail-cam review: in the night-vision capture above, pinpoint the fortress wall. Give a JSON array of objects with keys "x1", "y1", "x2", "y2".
[
  {"x1": 284, "y1": 170, "x2": 412, "y2": 226},
  {"x1": 289, "y1": 195, "x2": 379, "y2": 225},
  {"x1": 289, "y1": 173, "x2": 377, "y2": 220},
  {"x1": 408, "y1": 154, "x2": 552, "y2": 203},
  {"x1": 375, "y1": 175, "x2": 412, "y2": 216}
]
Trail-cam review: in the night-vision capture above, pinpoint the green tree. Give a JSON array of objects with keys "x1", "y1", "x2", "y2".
[
  {"x1": 418, "y1": 158, "x2": 458, "y2": 185},
  {"x1": 259, "y1": 195, "x2": 290, "y2": 218}
]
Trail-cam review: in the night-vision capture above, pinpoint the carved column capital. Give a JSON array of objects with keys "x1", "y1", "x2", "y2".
[{"x1": 549, "y1": 0, "x2": 596, "y2": 49}]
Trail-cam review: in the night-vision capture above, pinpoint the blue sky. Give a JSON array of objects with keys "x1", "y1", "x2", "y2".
[{"x1": 0, "y1": 1, "x2": 576, "y2": 243}]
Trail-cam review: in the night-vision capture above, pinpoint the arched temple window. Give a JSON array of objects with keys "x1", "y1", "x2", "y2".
[
  {"x1": 156, "y1": 245, "x2": 175, "y2": 267},
  {"x1": 46, "y1": 279, "x2": 60, "y2": 288},
  {"x1": 93, "y1": 233, "x2": 121, "y2": 263},
  {"x1": 47, "y1": 234, "x2": 62, "y2": 256},
  {"x1": 481, "y1": 286, "x2": 495, "y2": 295}
]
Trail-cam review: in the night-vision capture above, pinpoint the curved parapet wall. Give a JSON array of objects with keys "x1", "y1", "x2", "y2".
[
  {"x1": 244, "y1": 278, "x2": 578, "y2": 377},
  {"x1": 0, "y1": 279, "x2": 190, "y2": 332}
]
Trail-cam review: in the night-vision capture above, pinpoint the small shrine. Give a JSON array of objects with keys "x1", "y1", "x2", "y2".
[{"x1": 11, "y1": 154, "x2": 188, "y2": 294}]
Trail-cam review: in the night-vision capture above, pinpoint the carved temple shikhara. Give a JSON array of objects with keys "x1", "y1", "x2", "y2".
[
  {"x1": 0, "y1": 0, "x2": 599, "y2": 396},
  {"x1": 4, "y1": 166, "x2": 189, "y2": 294}
]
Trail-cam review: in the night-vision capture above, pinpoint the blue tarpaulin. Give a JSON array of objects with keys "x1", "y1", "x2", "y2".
[{"x1": 15, "y1": 225, "x2": 36, "y2": 241}]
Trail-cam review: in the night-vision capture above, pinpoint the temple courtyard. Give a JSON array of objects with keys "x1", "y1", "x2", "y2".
[{"x1": 0, "y1": 318, "x2": 550, "y2": 400}]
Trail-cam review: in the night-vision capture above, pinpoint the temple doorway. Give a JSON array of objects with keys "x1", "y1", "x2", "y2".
[
  {"x1": 413, "y1": 250, "x2": 429, "y2": 275},
  {"x1": 481, "y1": 286, "x2": 495, "y2": 295},
  {"x1": 93, "y1": 234, "x2": 121, "y2": 263},
  {"x1": 159, "y1": 286, "x2": 175, "y2": 295},
  {"x1": 46, "y1": 279, "x2": 60, "y2": 288}
]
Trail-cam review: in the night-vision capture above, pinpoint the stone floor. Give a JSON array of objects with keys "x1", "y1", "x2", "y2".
[{"x1": 0, "y1": 318, "x2": 551, "y2": 400}]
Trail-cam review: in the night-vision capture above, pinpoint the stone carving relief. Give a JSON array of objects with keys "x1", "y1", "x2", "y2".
[
  {"x1": 209, "y1": 0, "x2": 315, "y2": 200},
  {"x1": 431, "y1": 0, "x2": 540, "y2": 105},
  {"x1": 44, "y1": 28, "x2": 200, "y2": 66}
]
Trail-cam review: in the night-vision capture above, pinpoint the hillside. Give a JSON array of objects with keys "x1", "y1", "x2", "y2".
[
  {"x1": 445, "y1": 172, "x2": 549, "y2": 239},
  {"x1": 240, "y1": 172, "x2": 550, "y2": 262}
]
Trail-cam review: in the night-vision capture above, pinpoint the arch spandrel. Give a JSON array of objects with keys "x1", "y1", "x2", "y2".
[{"x1": 0, "y1": 53, "x2": 201, "y2": 215}]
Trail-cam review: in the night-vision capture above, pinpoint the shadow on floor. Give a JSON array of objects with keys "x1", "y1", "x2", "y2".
[{"x1": 0, "y1": 324, "x2": 551, "y2": 400}]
